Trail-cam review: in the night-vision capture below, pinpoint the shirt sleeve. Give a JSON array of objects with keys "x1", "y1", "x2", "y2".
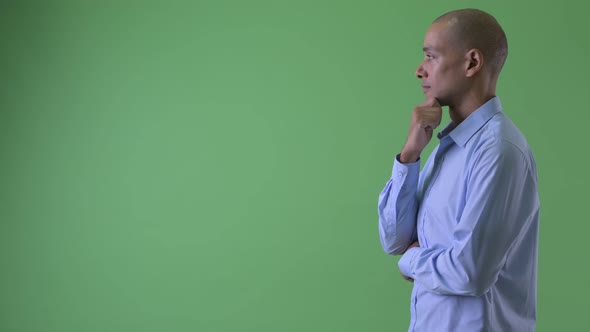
[
  {"x1": 397, "y1": 142, "x2": 539, "y2": 296},
  {"x1": 377, "y1": 154, "x2": 421, "y2": 255}
]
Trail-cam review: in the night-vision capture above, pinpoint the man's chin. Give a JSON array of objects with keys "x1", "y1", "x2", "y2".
[
  {"x1": 423, "y1": 90, "x2": 448, "y2": 106},
  {"x1": 431, "y1": 95, "x2": 448, "y2": 107}
]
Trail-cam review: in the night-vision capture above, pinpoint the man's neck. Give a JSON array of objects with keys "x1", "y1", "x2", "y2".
[{"x1": 448, "y1": 92, "x2": 496, "y2": 125}]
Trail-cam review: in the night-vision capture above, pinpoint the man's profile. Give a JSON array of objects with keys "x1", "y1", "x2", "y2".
[{"x1": 378, "y1": 9, "x2": 539, "y2": 331}]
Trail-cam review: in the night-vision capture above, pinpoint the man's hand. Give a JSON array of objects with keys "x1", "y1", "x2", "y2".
[
  {"x1": 399, "y1": 241, "x2": 420, "y2": 282},
  {"x1": 400, "y1": 98, "x2": 442, "y2": 163}
]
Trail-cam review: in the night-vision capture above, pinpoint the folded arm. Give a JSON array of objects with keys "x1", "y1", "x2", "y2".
[{"x1": 398, "y1": 143, "x2": 538, "y2": 296}]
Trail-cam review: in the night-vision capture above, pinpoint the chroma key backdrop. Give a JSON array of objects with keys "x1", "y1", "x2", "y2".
[{"x1": 0, "y1": 1, "x2": 587, "y2": 331}]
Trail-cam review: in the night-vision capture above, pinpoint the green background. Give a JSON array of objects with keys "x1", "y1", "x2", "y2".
[{"x1": 1, "y1": 1, "x2": 586, "y2": 331}]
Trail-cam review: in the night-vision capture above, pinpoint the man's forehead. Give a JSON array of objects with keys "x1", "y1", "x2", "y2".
[
  {"x1": 424, "y1": 23, "x2": 453, "y2": 49},
  {"x1": 426, "y1": 21, "x2": 451, "y2": 36}
]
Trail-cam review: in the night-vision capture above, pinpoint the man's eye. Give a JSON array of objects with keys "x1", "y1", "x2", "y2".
[{"x1": 425, "y1": 54, "x2": 434, "y2": 60}]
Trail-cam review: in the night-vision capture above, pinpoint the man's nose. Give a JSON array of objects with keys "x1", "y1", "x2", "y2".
[{"x1": 415, "y1": 63, "x2": 426, "y2": 79}]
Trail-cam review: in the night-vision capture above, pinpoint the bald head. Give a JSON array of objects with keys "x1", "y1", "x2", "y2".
[{"x1": 434, "y1": 9, "x2": 508, "y2": 77}]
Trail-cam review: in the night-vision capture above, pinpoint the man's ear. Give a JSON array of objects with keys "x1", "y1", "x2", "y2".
[{"x1": 465, "y1": 49, "x2": 484, "y2": 77}]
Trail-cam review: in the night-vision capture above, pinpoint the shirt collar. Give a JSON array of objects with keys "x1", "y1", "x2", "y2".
[{"x1": 437, "y1": 96, "x2": 503, "y2": 148}]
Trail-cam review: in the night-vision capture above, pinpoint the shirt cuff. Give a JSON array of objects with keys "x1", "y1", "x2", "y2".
[
  {"x1": 392, "y1": 154, "x2": 420, "y2": 185},
  {"x1": 398, "y1": 247, "x2": 421, "y2": 278}
]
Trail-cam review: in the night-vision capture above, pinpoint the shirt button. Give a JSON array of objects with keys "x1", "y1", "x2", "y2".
[{"x1": 398, "y1": 171, "x2": 405, "y2": 178}]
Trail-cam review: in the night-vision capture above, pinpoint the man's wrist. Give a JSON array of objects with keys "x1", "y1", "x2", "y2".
[{"x1": 400, "y1": 149, "x2": 420, "y2": 164}]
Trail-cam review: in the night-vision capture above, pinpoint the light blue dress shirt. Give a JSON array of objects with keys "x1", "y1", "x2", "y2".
[{"x1": 378, "y1": 97, "x2": 540, "y2": 331}]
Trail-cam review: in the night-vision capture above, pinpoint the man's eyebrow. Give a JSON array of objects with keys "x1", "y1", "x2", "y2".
[{"x1": 423, "y1": 47, "x2": 436, "y2": 52}]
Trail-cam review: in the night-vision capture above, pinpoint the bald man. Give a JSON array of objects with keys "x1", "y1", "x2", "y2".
[{"x1": 378, "y1": 9, "x2": 539, "y2": 331}]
